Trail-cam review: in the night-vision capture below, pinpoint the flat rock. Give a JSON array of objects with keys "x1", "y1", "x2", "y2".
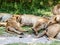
[{"x1": 0, "y1": 36, "x2": 52, "y2": 45}]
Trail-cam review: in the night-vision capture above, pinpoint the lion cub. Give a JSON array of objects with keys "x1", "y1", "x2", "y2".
[
  {"x1": 12, "y1": 14, "x2": 22, "y2": 22},
  {"x1": 5, "y1": 16, "x2": 27, "y2": 35},
  {"x1": 0, "y1": 14, "x2": 21, "y2": 27}
]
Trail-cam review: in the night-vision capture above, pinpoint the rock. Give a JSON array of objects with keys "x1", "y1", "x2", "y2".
[{"x1": 0, "y1": 13, "x2": 12, "y2": 22}]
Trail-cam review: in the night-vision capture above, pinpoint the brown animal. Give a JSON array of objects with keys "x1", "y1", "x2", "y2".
[
  {"x1": 5, "y1": 16, "x2": 27, "y2": 35},
  {"x1": 20, "y1": 14, "x2": 40, "y2": 26},
  {"x1": 20, "y1": 14, "x2": 49, "y2": 35},
  {"x1": 0, "y1": 13, "x2": 21, "y2": 22},
  {"x1": 52, "y1": 4, "x2": 60, "y2": 15},
  {"x1": 0, "y1": 14, "x2": 21, "y2": 27},
  {"x1": 12, "y1": 14, "x2": 22, "y2": 23},
  {"x1": 31, "y1": 17, "x2": 49, "y2": 35},
  {"x1": 0, "y1": 22, "x2": 6, "y2": 27},
  {"x1": 37, "y1": 24, "x2": 60, "y2": 40}
]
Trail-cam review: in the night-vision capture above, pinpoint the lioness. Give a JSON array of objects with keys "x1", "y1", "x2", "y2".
[
  {"x1": 0, "y1": 13, "x2": 21, "y2": 27},
  {"x1": 20, "y1": 14, "x2": 40, "y2": 26},
  {"x1": 37, "y1": 24, "x2": 60, "y2": 40},
  {"x1": 20, "y1": 14, "x2": 49, "y2": 35}
]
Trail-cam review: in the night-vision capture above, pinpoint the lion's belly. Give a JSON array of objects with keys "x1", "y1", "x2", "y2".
[{"x1": 46, "y1": 24, "x2": 60, "y2": 37}]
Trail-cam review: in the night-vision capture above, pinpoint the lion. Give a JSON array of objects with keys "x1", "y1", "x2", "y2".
[
  {"x1": 5, "y1": 16, "x2": 28, "y2": 35},
  {"x1": 0, "y1": 14, "x2": 21, "y2": 27},
  {"x1": 31, "y1": 17, "x2": 49, "y2": 35},
  {"x1": 52, "y1": 4, "x2": 60, "y2": 15},
  {"x1": 20, "y1": 14, "x2": 40, "y2": 26},
  {"x1": 37, "y1": 23, "x2": 60, "y2": 40},
  {"x1": 0, "y1": 22, "x2": 6, "y2": 27},
  {"x1": 20, "y1": 14, "x2": 49, "y2": 35},
  {"x1": 12, "y1": 14, "x2": 22, "y2": 23}
]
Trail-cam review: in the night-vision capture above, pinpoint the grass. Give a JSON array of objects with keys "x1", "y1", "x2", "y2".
[
  {"x1": 22, "y1": 26, "x2": 33, "y2": 34},
  {"x1": 0, "y1": 27, "x2": 6, "y2": 35},
  {"x1": 6, "y1": 41, "x2": 60, "y2": 45},
  {"x1": 0, "y1": 1, "x2": 52, "y2": 16},
  {"x1": 6, "y1": 43, "x2": 28, "y2": 45}
]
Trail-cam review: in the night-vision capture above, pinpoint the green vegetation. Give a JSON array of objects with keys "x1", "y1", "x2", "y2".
[
  {"x1": 0, "y1": 0, "x2": 60, "y2": 16},
  {"x1": 6, "y1": 41, "x2": 60, "y2": 45},
  {"x1": 6, "y1": 43, "x2": 28, "y2": 45},
  {"x1": 0, "y1": 27, "x2": 6, "y2": 35}
]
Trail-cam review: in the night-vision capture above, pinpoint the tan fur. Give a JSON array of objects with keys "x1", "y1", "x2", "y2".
[
  {"x1": 0, "y1": 22, "x2": 7, "y2": 27},
  {"x1": 5, "y1": 16, "x2": 27, "y2": 35},
  {"x1": 47, "y1": 15, "x2": 60, "y2": 27},
  {"x1": 31, "y1": 17, "x2": 49, "y2": 35},
  {"x1": 52, "y1": 4, "x2": 60, "y2": 15},
  {"x1": 37, "y1": 24, "x2": 60, "y2": 40},
  {"x1": 20, "y1": 14, "x2": 40, "y2": 26},
  {"x1": 20, "y1": 14, "x2": 49, "y2": 35},
  {"x1": 12, "y1": 14, "x2": 22, "y2": 22},
  {"x1": 0, "y1": 14, "x2": 21, "y2": 27}
]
